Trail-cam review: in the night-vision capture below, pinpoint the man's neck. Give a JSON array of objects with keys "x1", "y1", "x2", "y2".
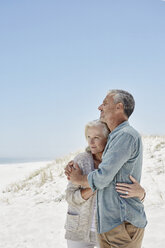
[{"x1": 108, "y1": 118, "x2": 128, "y2": 131}]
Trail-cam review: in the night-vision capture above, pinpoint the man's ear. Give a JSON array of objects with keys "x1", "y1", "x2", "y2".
[{"x1": 116, "y1": 102, "x2": 124, "y2": 110}]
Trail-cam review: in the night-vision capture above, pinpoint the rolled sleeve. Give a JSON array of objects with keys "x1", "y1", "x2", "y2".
[
  {"x1": 87, "y1": 171, "x2": 97, "y2": 192},
  {"x1": 87, "y1": 133, "x2": 135, "y2": 190}
]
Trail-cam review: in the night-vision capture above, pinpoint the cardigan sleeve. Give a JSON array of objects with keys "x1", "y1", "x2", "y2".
[
  {"x1": 65, "y1": 182, "x2": 86, "y2": 206},
  {"x1": 65, "y1": 152, "x2": 92, "y2": 206}
]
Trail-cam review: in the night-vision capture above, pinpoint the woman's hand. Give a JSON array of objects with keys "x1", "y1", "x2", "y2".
[
  {"x1": 64, "y1": 160, "x2": 74, "y2": 179},
  {"x1": 64, "y1": 162, "x2": 83, "y2": 185},
  {"x1": 65, "y1": 161, "x2": 89, "y2": 187},
  {"x1": 115, "y1": 175, "x2": 145, "y2": 201}
]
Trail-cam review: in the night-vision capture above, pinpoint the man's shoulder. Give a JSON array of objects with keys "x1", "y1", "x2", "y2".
[
  {"x1": 123, "y1": 125, "x2": 141, "y2": 141},
  {"x1": 110, "y1": 125, "x2": 141, "y2": 146}
]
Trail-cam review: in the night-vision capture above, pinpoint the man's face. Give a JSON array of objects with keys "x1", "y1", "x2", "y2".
[{"x1": 98, "y1": 94, "x2": 116, "y2": 124}]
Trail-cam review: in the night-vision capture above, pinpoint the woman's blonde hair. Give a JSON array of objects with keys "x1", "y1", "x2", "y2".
[{"x1": 85, "y1": 119, "x2": 110, "y2": 139}]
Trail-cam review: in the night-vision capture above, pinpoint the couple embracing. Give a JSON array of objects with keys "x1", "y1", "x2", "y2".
[{"x1": 64, "y1": 89, "x2": 147, "y2": 248}]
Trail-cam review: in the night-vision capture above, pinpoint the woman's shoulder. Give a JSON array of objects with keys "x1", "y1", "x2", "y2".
[
  {"x1": 74, "y1": 151, "x2": 94, "y2": 174},
  {"x1": 74, "y1": 151, "x2": 93, "y2": 164}
]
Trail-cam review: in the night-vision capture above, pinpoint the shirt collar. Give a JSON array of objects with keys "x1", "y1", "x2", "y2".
[{"x1": 109, "y1": 121, "x2": 129, "y2": 137}]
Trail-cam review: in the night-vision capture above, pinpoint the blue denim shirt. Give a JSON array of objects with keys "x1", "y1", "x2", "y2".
[{"x1": 87, "y1": 121, "x2": 147, "y2": 234}]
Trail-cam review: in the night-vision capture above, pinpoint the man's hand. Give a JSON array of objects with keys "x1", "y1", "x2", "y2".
[{"x1": 115, "y1": 175, "x2": 145, "y2": 201}]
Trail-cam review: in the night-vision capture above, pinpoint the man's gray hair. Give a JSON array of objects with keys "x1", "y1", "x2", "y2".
[
  {"x1": 108, "y1": 89, "x2": 135, "y2": 118},
  {"x1": 85, "y1": 119, "x2": 110, "y2": 139}
]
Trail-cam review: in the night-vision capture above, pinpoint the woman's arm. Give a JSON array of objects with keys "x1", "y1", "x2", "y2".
[
  {"x1": 80, "y1": 188, "x2": 95, "y2": 200},
  {"x1": 65, "y1": 155, "x2": 94, "y2": 205},
  {"x1": 65, "y1": 182, "x2": 86, "y2": 206},
  {"x1": 115, "y1": 175, "x2": 146, "y2": 201}
]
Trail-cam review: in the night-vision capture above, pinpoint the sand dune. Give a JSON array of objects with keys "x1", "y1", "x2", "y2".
[{"x1": 0, "y1": 136, "x2": 165, "y2": 248}]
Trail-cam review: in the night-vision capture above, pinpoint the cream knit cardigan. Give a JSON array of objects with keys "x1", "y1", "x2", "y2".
[{"x1": 64, "y1": 151, "x2": 98, "y2": 243}]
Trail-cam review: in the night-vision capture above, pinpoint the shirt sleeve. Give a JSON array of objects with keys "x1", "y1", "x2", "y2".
[{"x1": 87, "y1": 132, "x2": 136, "y2": 191}]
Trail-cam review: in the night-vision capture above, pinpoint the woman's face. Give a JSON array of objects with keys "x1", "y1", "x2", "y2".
[{"x1": 86, "y1": 126, "x2": 107, "y2": 155}]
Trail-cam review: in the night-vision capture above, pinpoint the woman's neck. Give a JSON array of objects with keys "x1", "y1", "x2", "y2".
[
  {"x1": 93, "y1": 152, "x2": 102, "y2": 162},
  {"x1": 93, "y1": 152, "x2": 102, "y2": 169}
]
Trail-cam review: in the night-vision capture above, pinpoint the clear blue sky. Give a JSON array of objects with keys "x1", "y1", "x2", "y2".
[{"x1": 0, "y1": 0, "x2": 165, "y2": 160}]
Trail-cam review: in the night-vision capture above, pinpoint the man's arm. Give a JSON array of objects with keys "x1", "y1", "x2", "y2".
[{"x1": 88, "y1": 133, "x2": 137, "y2": 191}]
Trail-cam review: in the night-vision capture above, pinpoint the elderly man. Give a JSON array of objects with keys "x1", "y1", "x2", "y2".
[{"x1": 66, "y1": 89, "x2": 147, "y2": 248}]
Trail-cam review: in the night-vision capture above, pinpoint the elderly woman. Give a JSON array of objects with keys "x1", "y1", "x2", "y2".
[{"x1": 64, "y1": 120, "x2": 145, "y2": 248}]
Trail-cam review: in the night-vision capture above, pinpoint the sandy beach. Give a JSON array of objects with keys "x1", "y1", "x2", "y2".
[
  {"x1": 0, "y1": 161, "x2": 52, "y2": 192},
  {"x1": 0, "y1": 136, "x2": 165, "y2": 248}
]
